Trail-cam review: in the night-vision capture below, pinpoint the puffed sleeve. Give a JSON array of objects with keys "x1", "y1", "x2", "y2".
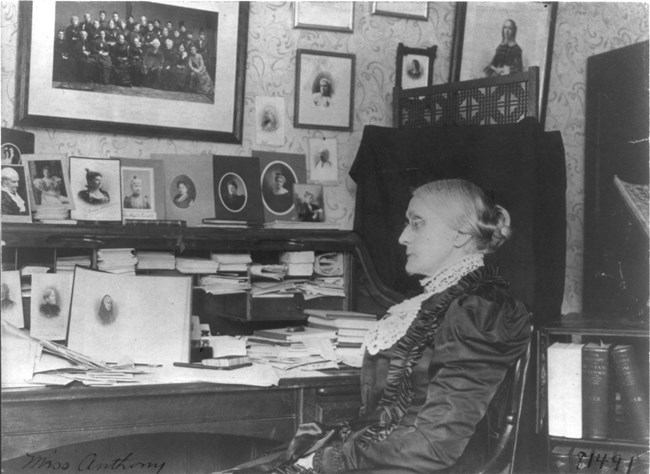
[{"x1": 313, "y1": 291, "x2": 531, "y2": 473}]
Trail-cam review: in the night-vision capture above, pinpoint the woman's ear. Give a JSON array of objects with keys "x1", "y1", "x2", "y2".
[{"x1": 453, "y1": 231, "x2": 472, "y2": 248}]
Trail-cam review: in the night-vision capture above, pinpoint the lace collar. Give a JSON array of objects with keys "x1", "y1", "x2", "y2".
[{"x1": 364, "y1": 254, "x2": 484, "y2": 355}]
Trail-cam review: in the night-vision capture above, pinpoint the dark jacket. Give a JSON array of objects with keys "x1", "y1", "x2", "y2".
[{"x1": 313, "y1": 267, "x2": 531, "y2": 473}]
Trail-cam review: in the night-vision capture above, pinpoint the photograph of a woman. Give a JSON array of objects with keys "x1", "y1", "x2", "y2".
[
  {"x1": 97, "y1": 294, "x2": 116, "y2": 325},
  {"x1": 30, "y1": 273, "x2": 73, "y2": 340},
  {"x1": 70, "y1": 157, "x2": 121, "y2": 221},
  {"x1": 172, "y1": 176, "x2": 196, "y2": 209},
  {"x1": 39, "y1": 287, "x2": 61, "y2": 318}
]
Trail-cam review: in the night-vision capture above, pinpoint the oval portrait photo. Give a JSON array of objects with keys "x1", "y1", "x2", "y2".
[
  {"x1": 261, "y1": 161, "x2": 296, "y2": 215},
  {"x1": 171, "y1": 174, "x2": 196, "y2": 209},
  {"x1": 219, "y1": 173, "x2": 247, "y2": 212}
]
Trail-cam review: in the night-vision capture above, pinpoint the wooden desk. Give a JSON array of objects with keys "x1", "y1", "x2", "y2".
[{"x1": 1, "y1": 374, "x2": 361, "y2": 464}]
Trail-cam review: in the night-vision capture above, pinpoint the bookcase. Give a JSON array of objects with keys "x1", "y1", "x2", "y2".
[{"x1": 540, "y1": 313, "x2": 649, "y2": 474}]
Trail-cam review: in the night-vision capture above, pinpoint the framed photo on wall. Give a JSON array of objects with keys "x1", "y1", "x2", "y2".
[
  {"x1": 308, "y1": 137, "x2": 338, "y2": 185},
  {"x1": 293, "y1": 2, "x2": 354, "y2": 33},
  {"x1": 395, "y1": 43, "x2": 437, "y2": 90},
  {"x1": 294, "y1": 49, "x2": 355, "y2": 131},
  {"x1": 371, "y1": 2, "x2": 429, "y2": 21},
  {"x1": 16, "y1": 2, "x2": 249, "y2": 143},
  {"x1": 449, "y1": 2, "x2": 557, "y2": 121},
  {"x1": 69, "y1": 157, "x2": 122, "y2": 222}
]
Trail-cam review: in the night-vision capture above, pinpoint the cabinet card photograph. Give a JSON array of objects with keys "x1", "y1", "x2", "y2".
[
  {"x1": 117, "y1": 157, "x2": 166, "y2": 221},
  {"x1": 1, "y1": 271, "x2": 24, "y2": 328},
  {"x1": 1, "y1": 165, "x2": 31, "y2": 222},
  {"x1": 67, "y1": 267, "x2": 192, "y2": 366},
  {"x1": 153, "y1": 154, "x2": 214, "y2": 226},
  {"x1": 213, "y1": 155, "x2": 264, "y2": 223},
  {"x1": 70, "y1": 157, "x2": 122, "y2": 221},
  {"x1": 23, "y1": 155, "x2": 74, "y2": 211},
  {"x1": 294, "y1": 49, "x2": 355, "y2": 131},
  {"x1": 30, "y1": 273, "x2": 73, "y2": 341},
  {"x1": 253, "y1": 150, "x2": 306, "y2": 223},
  {"x1": 293, "y1": 184, "x2": 325, "y2": 223},
  {"x1": 255, "y1": 96, "x2": 285, "y2": 146},
  {"x1": 308, "y1": 137, "x2": 338, "y2": 185}
]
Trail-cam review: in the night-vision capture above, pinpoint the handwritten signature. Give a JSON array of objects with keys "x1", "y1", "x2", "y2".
[{"x1": 22, "y1": 451, "x2": 166, "y2": 474}]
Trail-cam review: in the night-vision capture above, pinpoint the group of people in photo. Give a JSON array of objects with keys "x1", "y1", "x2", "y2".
[{"x1": 53, "y1": 9, "x2": 215, "y2": 97}]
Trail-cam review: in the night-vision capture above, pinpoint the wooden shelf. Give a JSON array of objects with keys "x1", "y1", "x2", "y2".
[{"x1": 544, "y1": 313, "x2": 649, "y2": 338}]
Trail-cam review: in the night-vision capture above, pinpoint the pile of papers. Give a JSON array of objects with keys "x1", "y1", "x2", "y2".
[
  {"x1": 56, "y1": 255, "x2": 92, "y2": 274},
  {"x1": 135, "y1": 251, "x2": 176, "y2": 270},
  {"x1": 250, "y1": 279, "x2": 309, "y2": 297},
  {"x1": 176, "y1": 257, "x2": 219, "y2": 274},
  {"x1": 210, "y1": 253, "x2": 252, "y2": 273},
  {"x1": 280, "y1": 251, "x2": 314, "y2": 277},
  {"x1": 249, "y1": 264, "x2": 288, "y2": 281},
  {"x1": 299, "y1": 277, "x2": 345, "y2": 299},
  {"x1": 97, "y1": 248, "x2": 138, "y2": 275},
  {"x1": 198, "y1": 274, "x2": 251, "y2": 295}
]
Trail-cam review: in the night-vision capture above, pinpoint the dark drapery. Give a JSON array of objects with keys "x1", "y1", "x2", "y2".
[{"x1": 350, "y1": 118, "x2": 566, "y2": 324}]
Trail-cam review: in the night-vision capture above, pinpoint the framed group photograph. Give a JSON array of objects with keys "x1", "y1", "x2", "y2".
[
  {"x1": 293, "y1": 2, "x2": 354, "y2": 33},
  {"x1": 449, "y1": 3, "x2": 557, "y2": 119},
  {"x1": 1, "y1": 164, "x2": 31, "y2": 222},
  {"x1": 16, "y1": 2, "x2": 249, "y2": 143},
  {"x1": 117, "y1": 158, "x2": 165, "y2": 221},
  {"x1": 371, "y1": 2, "x2": 429, "y2": 21},
  {"x1": 294, "y1": 49, "x2": 355, "y2": 131},
  {"x1": 395, "y1": 43, "x2": 437, "y2": 90},
  {"x1": 308, "y1": 137, "x2": 338, "y2": 185},
  {"x1": 69, "y1": 157, "x2": 122, "y2": 222},
  {"x1": 23, "y1": 155, "x2": 74, "y2": 212}
]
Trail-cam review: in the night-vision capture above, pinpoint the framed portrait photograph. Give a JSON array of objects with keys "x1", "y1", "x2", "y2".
[
  {"x1": 212, "y1": 155, "x2": 264, "y2": 223},
  {"x1": 152, "y1": 154, "x2": 214, "y2": 227},
  {"x1": 253, "y1": 150, "x2": 306, "y2": 223},
  {"x1": 117, "y1": 158, "x2": 165, "y2": 221},
  {"x1": 294, "y1": 49, "x2": 355, "y2": 131},
  {"x1": 16, "y1": 2, "x2": 249, "y2": 143},
  {"x1": 449, "y1": 2, "x2": 557, "y2": 119},
  {"x1": 255, "y1": 96, "x2": 285, "y2": 146},
  {"x1": 30, "y1": 273, "x2": 73, "y2": 341},
  {"x1": 1, "y1": 164, "x2": 32, "y2": 222},
  {"x1": 308, "y1": 137, "x2": 338, "y2": 185},
  {"x1": 23, "y1": 155, "x2": 74, "y2": 212},
  {"x1": 293, "y1": 184, "x2": 325, "y2": 223},
  {"x1": 371, "y1": 2, "x2": 429, "y2": 21},
  {"x1": 1, "y1": 270, "x2": 24, "y2": 328},
  {"x1": 395, "y1": 43, "x2": 437, "y2": 90},
  {"x1": 293, "y1": 2, "x2": 354, "y2": 33},
  {"x1": 69, "y1": 157, "x2": 122, "y2": 222}
]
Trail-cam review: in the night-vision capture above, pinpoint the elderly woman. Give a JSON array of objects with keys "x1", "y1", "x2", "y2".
[
  {"x1": 222, "y1": 179, "x2": 531, "y2": 473},
  {"x1": 1, "y1": 167, "x2": 27, "y2": 215}
]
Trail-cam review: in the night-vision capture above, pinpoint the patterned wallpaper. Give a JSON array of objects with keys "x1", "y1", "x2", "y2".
[{"x1": 1, "y1": 2, "x2": 648, "y2": 314}]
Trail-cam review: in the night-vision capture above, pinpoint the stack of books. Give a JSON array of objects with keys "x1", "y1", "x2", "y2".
[
  {"x1": 263, "y1": 221, "x2": 340, "y2": 230},
  {"x1": 210, "y1": 253, "x2": 252, "y2": 273},
  {"x1": 135, "y1": 251, "x2": 176, "y2": 271},
  {"x1": 175, "y1": 257, "x2": 219, "y2": 274},
  {"x1": 547, "y1": 342, "x2": 649, "y2": 441},
  {"x1": 97, "y1": 248, "x2": 138, "y2": 275},
  {"x1": 305, "y1": 309, "x2": 378, "y2": 348},
  {"x1": 280, "y1": 251, "x2": 315, "y2": 277},
  {"x1": 201, "y1": 218, "x2": 257, "y2": 229},
  {"x1": 55, "y1": 255, "x2": 92, "y2": 274}
]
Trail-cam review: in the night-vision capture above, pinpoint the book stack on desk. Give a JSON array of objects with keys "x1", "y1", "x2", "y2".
[
  {"x1": 305, "y1": 309, "x2": 378, "y2": 348},
  {"x1": 210, "y1": 253, "x2": 252, "y2": 273},
  {"x1": 135, "y1": 251, "x2": 176, "y2": 271},
  {"x1": 97, "y1": 248, "x2": 138, "y2": 275}
]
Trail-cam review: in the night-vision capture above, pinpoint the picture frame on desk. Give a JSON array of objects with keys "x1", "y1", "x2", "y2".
[
  {"x1": 213, "y1": 155, "x2": 264, "y2": 224},
  {"x1": 253, "y1": 150, "x2": 306, "y2": 223},
  {"x1": 15, "y1": 2, "x2": 249, "y2": 144},
  {"x1": 117, "y1": 158, "x2": 166, "y2": 221},
  {"x1": 1, "y1": 270, "x2": 24, "y2": 328},
  {"x1": 449, "y1": 2, "x2": 556, "y2": 121},
  {"x1": 69, "y1": 157, "x2": 122, "y2": 222},
  {"x1": 23, "y1": 155, "x2": 74, "y2": 212},
  {"x1": 1, "y1": 164, "x2": 32, "y2": 222},
  {"x1": 294, "y1": 49, "x2": 355, "y2": 131}
]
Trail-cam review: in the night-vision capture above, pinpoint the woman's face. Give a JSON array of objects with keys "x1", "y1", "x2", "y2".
[
  {"x1": 178, "y1": 182, "x2": 188, "y2": 195},
  {"x1": 103, "y1": 296, "x2": 112, "y2": 311},
  {"x1": 503, "y1": 20, "x2": 515, "y2": 40},
  {"x1": 45, "y1": 290, "x2": 57, "y2": 304},
  {"x1": 42, "y1": 168, "x2": 51, "y2": 178},
  {"x1": 398, "y1": 193, "x2": 461, "y2": 277},
  {"x1": 90, "y1": 175, "x2": 103, "y2": 189}
]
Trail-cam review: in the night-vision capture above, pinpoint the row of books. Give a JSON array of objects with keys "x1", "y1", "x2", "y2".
[{"x1": 547, "y1": 342, "x2": 649, "y2": 441}]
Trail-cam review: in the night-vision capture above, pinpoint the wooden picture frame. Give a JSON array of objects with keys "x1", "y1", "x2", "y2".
[
  {"x1": 293, "y1": 2, "x2": 354, "y2": 33},
  {"x1": 16, "y1": 1, "x2": 249, "y2": 143},
  {"x1": 395, "y1": 43, "x2": 437, "y2": 90},
  {"x1": 117, "y1": 158, "x2": 166, "y2": 221},
  {"x1": 371, "y1": 2, "x2": 429, "y2": 21},
  {"x1": 449, "y1": 2, "x2": 557, "y2": 122},
  {"x1": 294, "y1": 49, "x2": 355, "y2": 131}
]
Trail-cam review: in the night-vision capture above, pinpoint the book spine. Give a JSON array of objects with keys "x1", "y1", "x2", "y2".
[
  {"x1": 582, "y1": 345, "x2": 611, "y2": 439},
  {"x1": 611, "y1": 345, "x2": 650, "y2": 439},
  {"x1": 548, "y1": 343, "x2": 583, "y2": 438}
]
